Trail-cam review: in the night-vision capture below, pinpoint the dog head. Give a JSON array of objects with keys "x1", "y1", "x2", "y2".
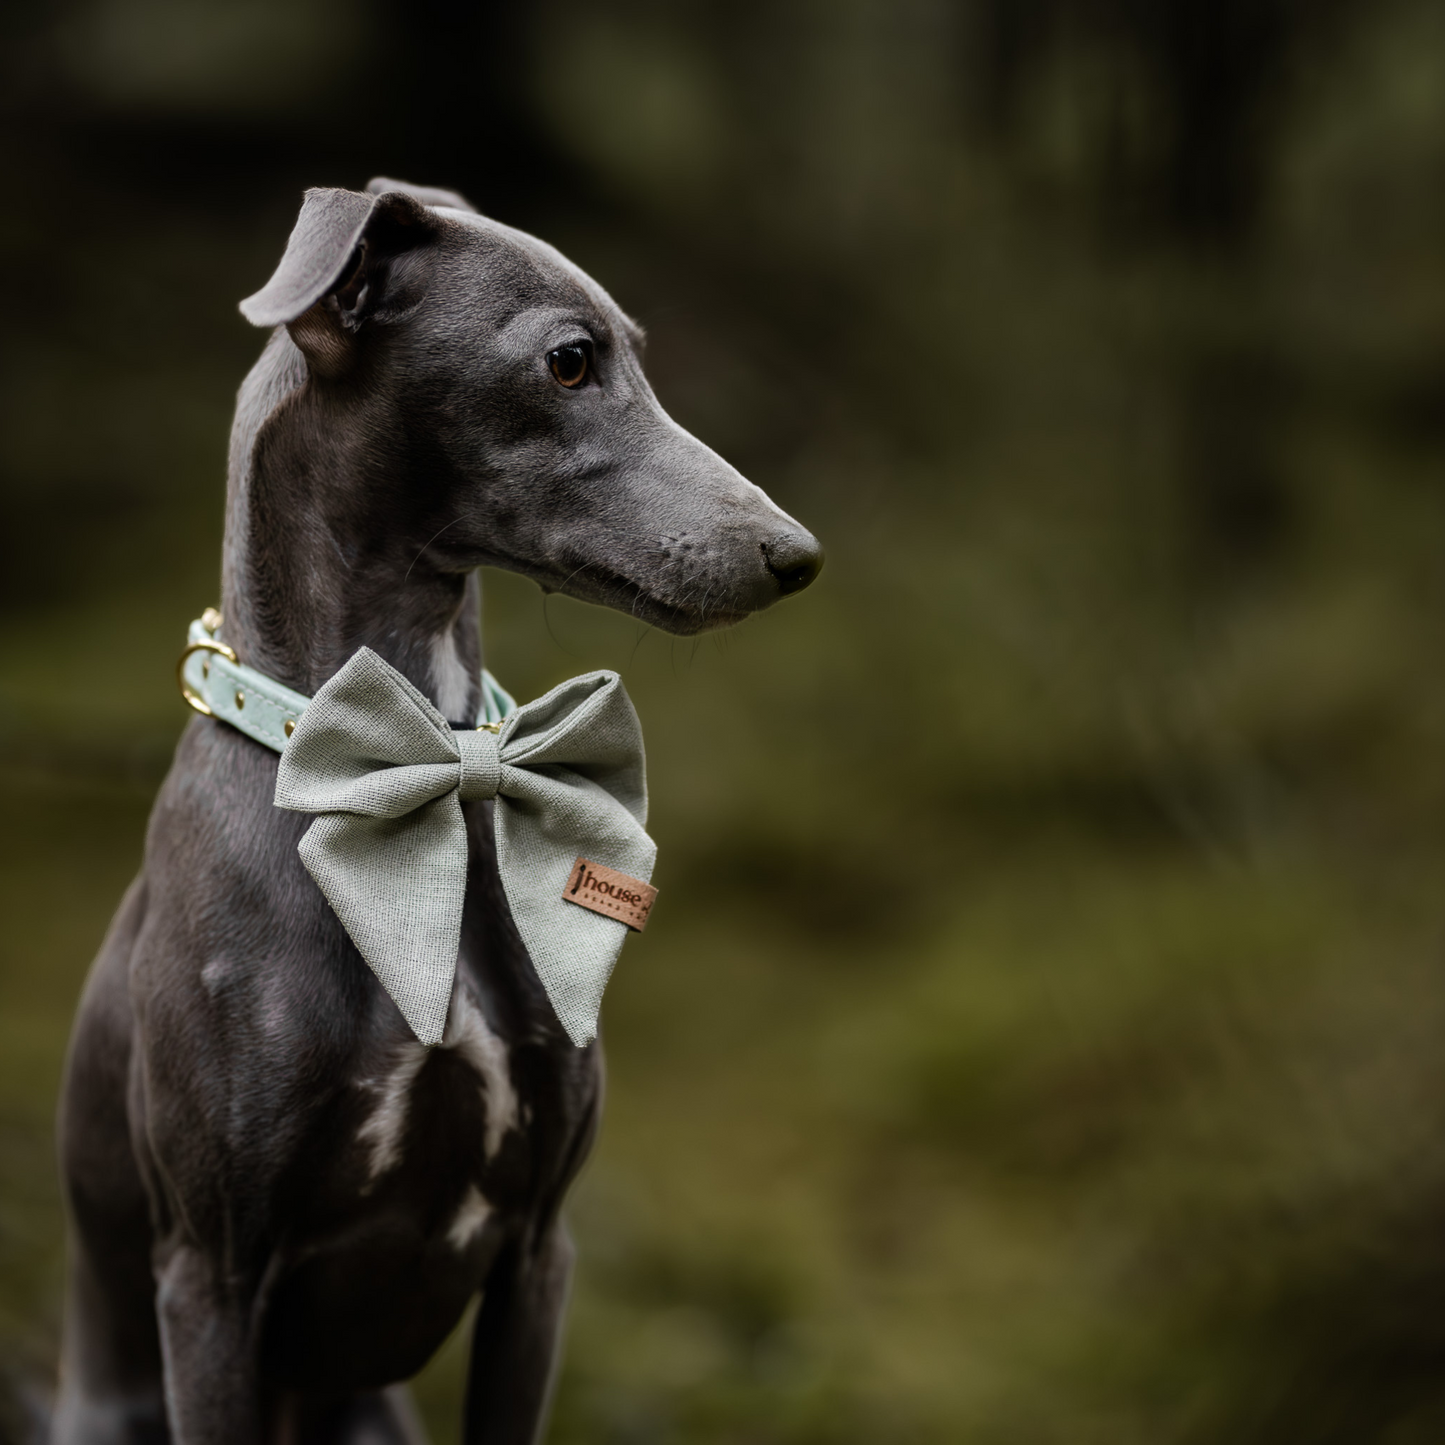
[{"x1": 240, "y1": 178, "x2": 822, "y2": 635}]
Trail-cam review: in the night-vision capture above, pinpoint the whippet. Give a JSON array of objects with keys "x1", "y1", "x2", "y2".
[{"x1": 54, "y1": 176, "x2": 821, "y2": 1445}]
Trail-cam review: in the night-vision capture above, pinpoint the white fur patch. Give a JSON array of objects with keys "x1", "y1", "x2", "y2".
[
  {"x1": 356, "y1": 1039, "x2": 429, "y2": 1182},
  {"x1": 447, "y1": 1184, "x2": 493, "y2": 1250},
  {"x1": 355, "y1": 982, "x2": 519, "y2": 1183},
  {"x1": 443, "y1": 986, "x2": 520, "y2": 1161},
  {"x1": 431, "y1": 627, "x2": 472, "y2": 720}
]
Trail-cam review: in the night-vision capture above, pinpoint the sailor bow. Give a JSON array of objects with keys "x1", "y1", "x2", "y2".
[{"x1": 273, "y1": 647, "x2": 655, "y2": 1047}]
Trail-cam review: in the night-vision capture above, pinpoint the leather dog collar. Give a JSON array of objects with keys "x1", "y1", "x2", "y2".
[
  {"x1": 177, "y1": 611, "x2": 657, "y2": 1049},
  {"x1": 179, "y1": 610, "x2": 517, "y2": 743}
]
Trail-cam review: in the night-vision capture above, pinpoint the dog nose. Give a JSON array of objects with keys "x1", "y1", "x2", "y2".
[{"x1": 762, "y1": 530, "x2": 824, "y2": 596}]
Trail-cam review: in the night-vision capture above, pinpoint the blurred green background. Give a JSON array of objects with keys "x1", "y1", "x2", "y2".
[{"x1": 6, "y1": 0, "x2": 1445, "y2": 1440}]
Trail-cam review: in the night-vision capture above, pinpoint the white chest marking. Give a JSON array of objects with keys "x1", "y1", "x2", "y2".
[
  {"x1": 356, "y1": 1040, "x2": 429, "y2": 1182},
  {"x1": 443, "y1": 986, "x2": 520, "y2": 1161},
  {"x1": 355, "y1": 981, "x2": 519, "y2": 1183},
  {"x1": 447, "y1": 1184, "x2": 493, "y2": 1250},
  {"x1": 431, "y1": 627, "x2": 472, "y2": 721}
]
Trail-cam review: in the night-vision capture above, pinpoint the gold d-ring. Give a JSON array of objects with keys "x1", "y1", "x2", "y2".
[
  {"x1": 476, "y1": 720, "x2": 502, "y2": 735},
  {"x1": 177, "y1": 639, "x2": 238, "y2": 716}
]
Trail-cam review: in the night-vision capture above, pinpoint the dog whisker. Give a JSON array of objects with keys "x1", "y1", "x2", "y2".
[{"x1": 405, "y1": 511, "x2": 476, "y2": 582}]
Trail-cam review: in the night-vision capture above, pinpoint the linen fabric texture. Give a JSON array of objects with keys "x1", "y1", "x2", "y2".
[{"x1": 273, "y1": 647, "x2": 655, "y2": 1048}]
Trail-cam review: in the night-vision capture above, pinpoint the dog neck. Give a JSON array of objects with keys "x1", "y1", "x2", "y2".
[{"x1": 220, "y1": 329, "x2": 483, "y2": 720}]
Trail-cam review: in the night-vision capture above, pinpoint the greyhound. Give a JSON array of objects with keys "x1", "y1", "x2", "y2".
[{"x1": 54, "y1": 177, "x2": 821, "y2": 1445}]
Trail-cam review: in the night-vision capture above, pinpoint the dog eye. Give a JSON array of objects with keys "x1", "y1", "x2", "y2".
[{"x1": 547, "y1": 344, "x2": 591, "y2": 389}]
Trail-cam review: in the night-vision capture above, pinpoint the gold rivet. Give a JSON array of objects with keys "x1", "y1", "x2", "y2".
[
  {"x1": 235, "y1": 690, "x2": 245, "y2": 710},
  {"x1": 284, "y1": 719, "x2": 295, "y2": 738},
  {"x1": 201, "y1": 607, "x2": 223, "y2": 634},
  {"x1": 201, "y1": 660, "x2": 209, "y2": 678}
]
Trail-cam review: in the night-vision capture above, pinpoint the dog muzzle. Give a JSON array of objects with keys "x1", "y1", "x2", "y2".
[{"x1": 178, "y1": 614, "x2": 656, "y2": 1048}]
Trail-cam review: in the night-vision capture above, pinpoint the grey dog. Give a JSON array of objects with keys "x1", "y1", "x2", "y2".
[{"x1": 53, "y1": 176, "x2": 821, "y2": 1445}]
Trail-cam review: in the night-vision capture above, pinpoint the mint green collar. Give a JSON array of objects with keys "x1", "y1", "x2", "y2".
[{"x1": 178, "y1": 610, "x2": 516, "y2": 751}]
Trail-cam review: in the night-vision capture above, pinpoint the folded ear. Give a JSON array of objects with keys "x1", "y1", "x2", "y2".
[
  {"x1": 238, "y1": 184, "x2": 433, "y2": 333},
  {"x1": 240, "y1": 186, "x2": 439, "y2": 372},
  {"x1": 366, "y1": 175, "x2": 477, "y2": 213},
  {"x1": 241, "y1": 188, "x2": 369, "y2": 327}
]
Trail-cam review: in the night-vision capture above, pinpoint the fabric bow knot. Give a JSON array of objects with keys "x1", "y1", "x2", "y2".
[{"x1": 274, "y1": 647, "x2": 656, "y2": 1047}]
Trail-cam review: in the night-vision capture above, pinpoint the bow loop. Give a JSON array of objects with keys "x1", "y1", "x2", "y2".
[
  {"x1": 275, "y1": 647, "x2": 655, "y2": 1048},
  {"x1": 274, "y1": 647, "x2": 460, "y2": 819},
  {"x1": 497, "y1": 670, "x2": 649, "y2": 827}
]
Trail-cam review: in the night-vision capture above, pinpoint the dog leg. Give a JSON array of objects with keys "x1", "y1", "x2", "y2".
[
  {"x1": 269, "y1": 1386, "x2": 427, "y2": 1445},
  {"x1": 55, "y1": 878, "x2": 168, "y2": 1445},
  {"x1": 461, "y1": 1223, "x2": 574, "y2": 1445},
  {"x1": 154, "y1": 1247, "x2": 262, "y2": 1445},
  {"x1": 52, "y1": 1234, "x2": 167, "y2": 1445}
]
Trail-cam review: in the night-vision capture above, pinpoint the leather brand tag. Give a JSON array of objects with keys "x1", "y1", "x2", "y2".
[{"x1": 563, "y1": 858, "x2": 657, "y2": 931}]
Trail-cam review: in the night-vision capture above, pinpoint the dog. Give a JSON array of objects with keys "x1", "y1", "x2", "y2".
[{"x1": 53, "y1": 177, "x2": 821, "y2": 1445}]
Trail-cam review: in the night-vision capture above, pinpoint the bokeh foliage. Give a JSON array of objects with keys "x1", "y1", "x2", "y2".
[{"x1": 5, "y1": 0, "x2": 1445, "y2": 1440}]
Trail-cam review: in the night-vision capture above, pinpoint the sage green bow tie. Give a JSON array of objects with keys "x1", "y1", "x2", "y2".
[{"x1": 271, "y1": 647, "x2": 656, "y2": 1047}]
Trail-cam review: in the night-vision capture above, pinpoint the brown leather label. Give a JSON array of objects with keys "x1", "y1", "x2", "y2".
[{"x1": 562, "y1": 858, "x2": 658, "y2": 931}]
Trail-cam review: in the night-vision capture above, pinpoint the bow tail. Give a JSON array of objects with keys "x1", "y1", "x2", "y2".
[
  {"x1": 297, "y1": 797, "x2": 467, "y2": 1046},
  {"x1": 493, "y1": 776, "x2": 658, "y2": 1048}
]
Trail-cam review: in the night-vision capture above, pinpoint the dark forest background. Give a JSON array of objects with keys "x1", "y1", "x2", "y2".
[{"x1": 6, "y1": 1, "x2": 1445, "y2": 1440}]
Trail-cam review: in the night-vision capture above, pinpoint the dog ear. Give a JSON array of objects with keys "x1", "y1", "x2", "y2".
[
  {"x1": 366, "y1": 176, "x2": 477, "y2": 214},
  {"x1": 239, "y1": 188, "x2": 438, "y2": 369}
]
